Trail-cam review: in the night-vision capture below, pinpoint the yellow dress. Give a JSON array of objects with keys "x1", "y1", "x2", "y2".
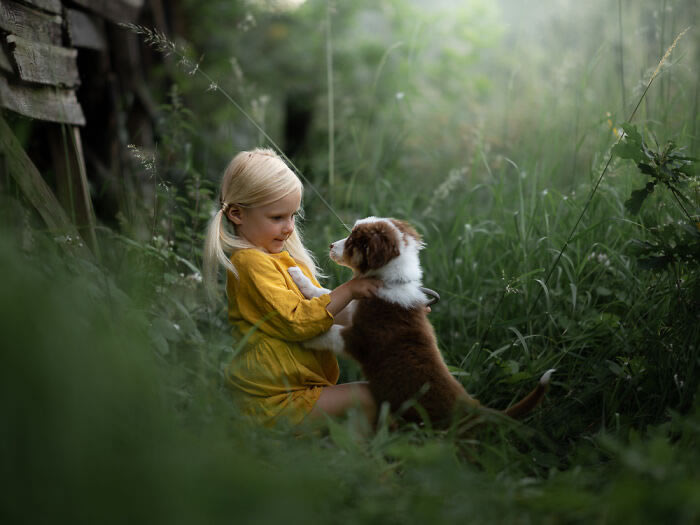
[{"x1": 225, "y1": 248, "x2": 339, "y2": 425}]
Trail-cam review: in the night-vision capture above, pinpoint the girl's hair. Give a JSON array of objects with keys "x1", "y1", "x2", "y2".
[{"x1": 203, "y1": 148, "x2": 322, "y2": 294}]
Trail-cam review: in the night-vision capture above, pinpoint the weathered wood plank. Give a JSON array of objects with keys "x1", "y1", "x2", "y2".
[
  {"x1": 0, "y1": 113, "x2": 93, "y2": 258},
  {"x1": 16, "y1": 0, "x2": 61, "y2": 14},
  {"x1": 0, "y1": 0, "x2": 62, "y2": 46},
  {"x1": 0, "y1": 74, "x2": 85, "y2": 125},
  {"x1": 69, "y1": 0, "x2": 144, "y2": 24},
  {"x1": 7, "y1": 35, "x2": 80, "y2": 87},
  {"x1": 66, "y1": 8, "x2": 107, "y2": 51},
  {"x1": 48, "y1": 124, "x2": 99, "y2": 254}
]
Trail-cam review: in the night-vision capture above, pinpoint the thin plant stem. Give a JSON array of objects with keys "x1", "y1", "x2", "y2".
[
  {"x1": 618, "y1": 0, "x2": 627, "y2": 112},
  {"x1": 326, "y1": 2, "x2": 335, "y2": 194},
  {"x1": 669, "y1": 187, "x2": 695, "y2": 223}
]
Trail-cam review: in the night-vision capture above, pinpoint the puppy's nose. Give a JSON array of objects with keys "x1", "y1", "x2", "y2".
[{"x1": 329, "y1": 242, "x2": 334, "y2": 249}]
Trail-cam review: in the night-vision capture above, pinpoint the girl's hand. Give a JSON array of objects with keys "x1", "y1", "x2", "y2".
[
  {"x1": 347, "y1": 277, "x2": 383, "y2": 299},
  {"x1": 326, "y1": 278, "x2": 382, "y2": 316}
]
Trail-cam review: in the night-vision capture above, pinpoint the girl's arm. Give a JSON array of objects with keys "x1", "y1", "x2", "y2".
[
  {"x1": 326, "y1": 278, "x2": 382, "y2": 316},
  {"x1": 286, "y1": 265, "x2": 380, "y2": 316}
]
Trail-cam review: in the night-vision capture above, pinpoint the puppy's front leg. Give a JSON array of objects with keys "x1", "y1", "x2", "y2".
[
  {"x1": 288, "y1": 266, "x2": 354, "y2": 326},
  {"x1": 303, "y1": 325, "x2": 347, "y2": 356},
  {"x1": 288, "y1": 266, "x2": 330, "y2": 298}
]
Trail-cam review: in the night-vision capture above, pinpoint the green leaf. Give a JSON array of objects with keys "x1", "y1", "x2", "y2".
[
  {"x1": 620, "y1": 123, "x2": 642, "y2": 146},
  {"x1": 637, "y1": 255, "x2": 673, "y2": 271},
  {"x1": 624, "y1": 184, "x2": 654, "y2": 215},
  {"x1": 613, "y1": 140, "x2": 644, "y2": 163},
  {"x1": 637, "y1": 163, "x2": 656, "y2": 177},
  {"x1": 611, "y1": 123, "x2": 647, "y2": 163},
  {"x1": 678, "y1": 163, "x2": 697, "y2": 177}
]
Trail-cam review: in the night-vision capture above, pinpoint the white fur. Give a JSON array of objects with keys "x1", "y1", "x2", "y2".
[
  {"x1": 287, "y1": 266, "x2": 329, "y2": 298},
  {"x1": 300, "y1": 324, "x2": 347, "y2": 355},
  {"x1": 539, "y1": 368, "x2": 556, "y2": 385}
]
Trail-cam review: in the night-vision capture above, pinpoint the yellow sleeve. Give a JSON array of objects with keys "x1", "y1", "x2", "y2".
[{"x1": 233, "y1": 251, "x2": 334, "y2": 341}]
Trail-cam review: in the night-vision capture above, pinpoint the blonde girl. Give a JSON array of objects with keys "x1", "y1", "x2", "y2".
[{"x1": 204, "y1": 148, "x2": 380, "y2": 427}]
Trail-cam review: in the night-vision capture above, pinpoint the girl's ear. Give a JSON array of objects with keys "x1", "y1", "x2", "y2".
[{"x1": 226, "y1": 205, "x2": 243, "y2": 225}]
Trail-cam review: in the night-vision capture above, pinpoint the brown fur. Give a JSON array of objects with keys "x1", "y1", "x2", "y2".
[{"x1": 344, "y1": 298, "x2": 480, "y2": 426}]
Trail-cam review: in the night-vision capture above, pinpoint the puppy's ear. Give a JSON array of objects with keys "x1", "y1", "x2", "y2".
[
  {"x1": 366, "y1": 229, "x2": 400, "y2": 270},
  {"x1": 344, "y1": 232, "x2": 368, "y2": 271}
]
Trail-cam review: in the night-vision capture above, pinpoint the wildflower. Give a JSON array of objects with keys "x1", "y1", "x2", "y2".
[
  {"x1": 187, "y1": 272, "x2": 203, "y2": 283},
  {"x1": 587, "y1": 251, "x2": 611, "y2": 267},
  {"x1": 395, "y1": 92, "x2": 405, "y2": 100},
  {"x1": 505, "y1": 283, "x2": 520, "y2": 295},
  {"x1": 127, "y1": 144, "x2": 156, "y2": 178},
  {"x1": 237, "y1": 13, "x2": 256, "y2": 32}
]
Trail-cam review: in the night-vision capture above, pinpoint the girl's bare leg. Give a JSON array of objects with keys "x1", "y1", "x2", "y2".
[{"x1": 308, "y1": 381, "x2": 376, "y2": 426}]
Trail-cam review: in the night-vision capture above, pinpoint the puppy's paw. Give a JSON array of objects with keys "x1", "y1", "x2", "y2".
[
  {"x1": 287, "y1": 266, "x2": 305, "y2": 281},
  {"x1": 288, "y1": 266, "x2": 327, "y2": 298}
]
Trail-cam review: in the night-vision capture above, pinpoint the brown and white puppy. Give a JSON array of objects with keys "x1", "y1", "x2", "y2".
[{"x1": 288, "y1": 217, "x2": 554, "y2": 428}]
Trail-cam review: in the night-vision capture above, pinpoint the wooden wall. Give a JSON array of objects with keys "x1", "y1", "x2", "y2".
[{"x1": 0, "y1": 0, "x2": 176, "y2": 255}]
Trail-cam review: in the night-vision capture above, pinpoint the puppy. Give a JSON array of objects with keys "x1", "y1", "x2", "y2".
[{"x1": 289, "y1": 217, "x2": 554, "y2": 428}]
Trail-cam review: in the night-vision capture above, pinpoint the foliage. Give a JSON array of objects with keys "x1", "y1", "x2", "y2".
[
  {"x1": 613, "y1": 122, "x2": 700, "y2": 270},
  {"x1": 613, "y1": 123, "x2": 697, "y2": 215}
]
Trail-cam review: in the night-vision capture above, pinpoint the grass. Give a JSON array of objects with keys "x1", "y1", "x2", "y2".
[{"x1": 3, "y1": 0, "x2": 700, "y2": 522}]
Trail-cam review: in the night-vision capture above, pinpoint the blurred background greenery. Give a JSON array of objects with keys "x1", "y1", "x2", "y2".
[{"x1": 2, "y1": 0, "x2": 699, "y2": 522}]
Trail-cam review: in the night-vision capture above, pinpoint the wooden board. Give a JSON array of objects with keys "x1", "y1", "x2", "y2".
[
  {"x1": 0, "y1": 0, "x2": 62, "y2": 46},
  {"x1": 66, "y1": 7, "x2": 107, "y2": 51},
  {"x1": 17, "y1": 0, "x2": 61, "y2": 14},
  {"x1": 0, "y1": 74, "x2": 85, "y2": 125},
  {"x1": 7, "y1": 35, "x2": 80, "y2": 87},
  {"x1": 48, "y1": 124, "x2": 99, "y2": 254},
  {"x1": 69, "y1": 0, "x2": 145, "y2": 24},
  {"x1": 0, "y1": 113, "x2": 93, "y2": 258}
]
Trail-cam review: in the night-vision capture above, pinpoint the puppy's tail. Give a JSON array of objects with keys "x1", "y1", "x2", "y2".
[{"x1": 503, "y1": 369, "x2": 555, "y2": 419}]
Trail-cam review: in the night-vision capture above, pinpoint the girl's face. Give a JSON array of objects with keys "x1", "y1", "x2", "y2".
[{"x1": 227, "y1": 189, "x2": 301, "y2": 254}]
